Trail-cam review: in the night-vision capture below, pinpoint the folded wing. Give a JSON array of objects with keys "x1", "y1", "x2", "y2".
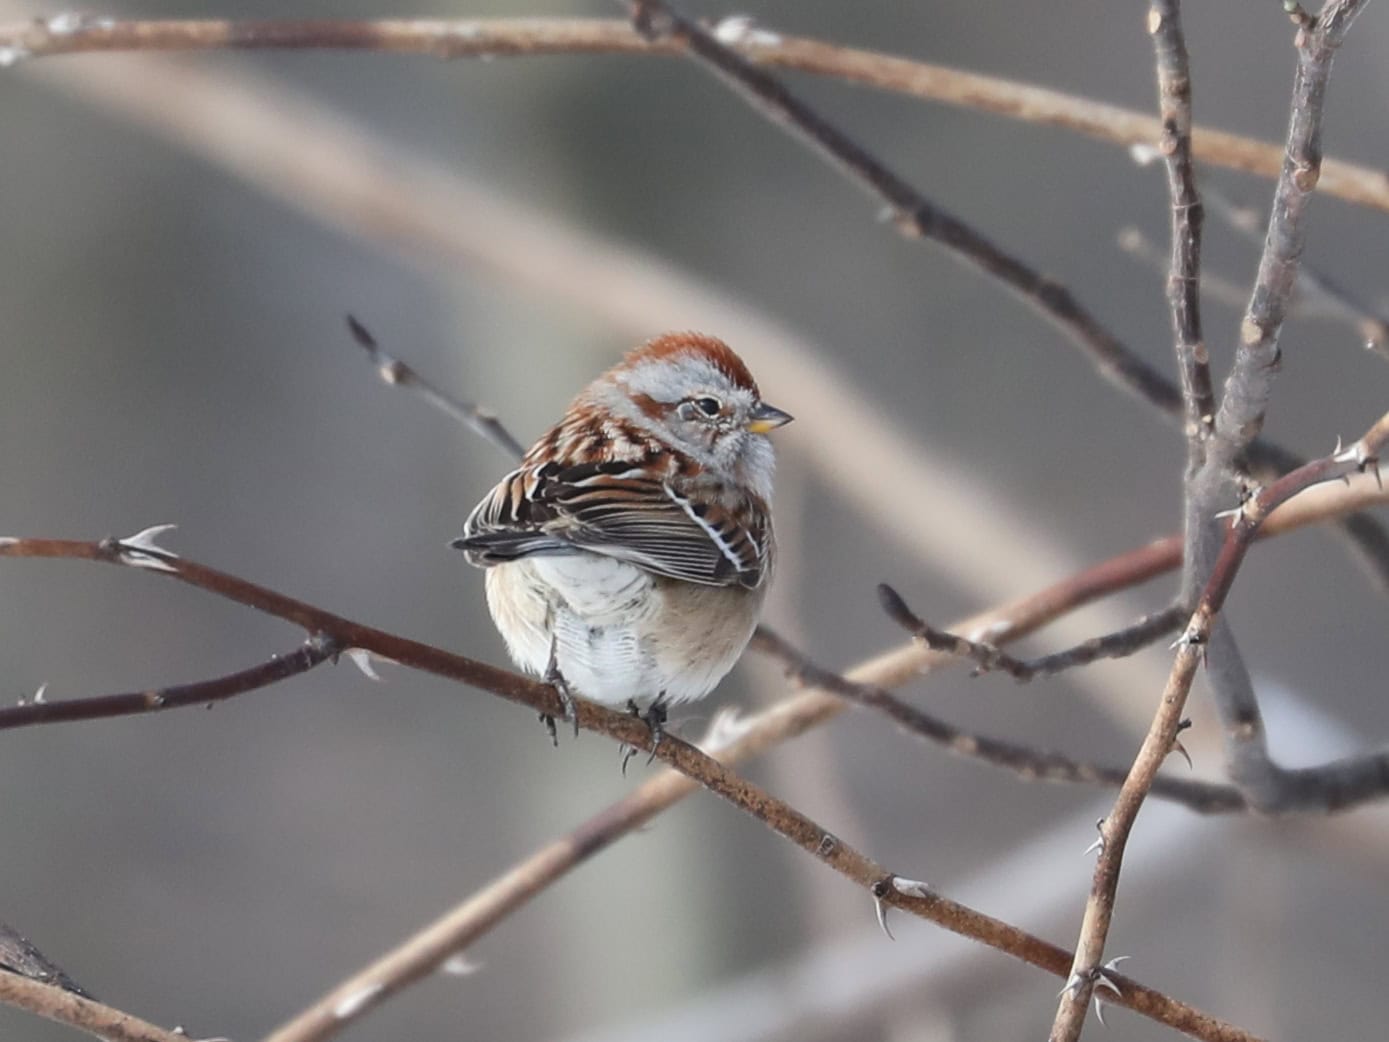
[{"x1": 454, "y1": 458, "x2": 768, "y2": 589}]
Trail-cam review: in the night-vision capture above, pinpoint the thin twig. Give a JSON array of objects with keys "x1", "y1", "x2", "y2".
[
  {"x1": 1050, "y1": 408, "x2": 1389, "y2": 1041},
  {"x1": 1149, "y1": 0, "x2": 1214, "y2": 465},
  {"x1": 345, "y1": 316, "x2": 526, "y2": 460},
  {"x1": 4, "y1": 16, "x2": 1389, "y2": 213},
  {"x1": 876, "y1": 585, "x2": 1182, "y2": 681},
  {"x1": 751, "y1": 627, "x2": 1245, "y2": 814},
  {"x1": 0, "y1": 635, "x2": 338, "y2": 731},
  {"x1": 1201, "y1": 186, "x2": 1389, "y2": 357}
]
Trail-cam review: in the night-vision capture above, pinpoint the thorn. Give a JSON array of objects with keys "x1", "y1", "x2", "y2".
[
  {"x1": 1171, "y1": 738, "x2": 1193, "y2": 770},
  {"x1": 1102, "y1": 954, "x2": 1131, "y2": 974},
  {"x1": 1094, "y1": 969, "x2": 1123, "y2": 997},
  {"x1": 343, "y1": 648, "x2": 384, "y2": 681},
  {"x1": 32, "y1": 683, "x2": 47, "y2": 704},
  {"x1": 331, "y1": 982, "x2": 383, "y2": 1019},
  {"x1": 871, "y1": 877, "x2": 895, "y2": 940},
  {"x1": 891, "y1": 876, "x2": 932, "y2": 898},
  {"x1": 1084, "y1": 818, "x2": 1106, "y2": 857},
  {"x1": 1169, "y1": 628, "x2": 1204, "y2": 650},
  {"x1": 1094, "y1": 992, "x2": 1109, "y2": 1026},
  {"x1": 440, "y1": 953, "x2": 481, "y2": 977},
  {"x1": 710, "y1": 14, "x2": 782, "y2": 46},
  {"x1": 1058, "y1": 970, "x2": 1087, "y2": 999},
  {"x1": 115, "y1": 523, "x2": 180, "y2": 572}
]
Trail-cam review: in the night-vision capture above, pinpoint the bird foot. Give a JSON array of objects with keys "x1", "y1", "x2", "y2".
[
  {"x1": 539, "y1": 665, "x2": 579, "y2": 747},
  {"x1": 619, "y1": 699, "x2": 668, "y2": 775}
]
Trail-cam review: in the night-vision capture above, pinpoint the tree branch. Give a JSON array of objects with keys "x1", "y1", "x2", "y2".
[
  {"x1": 1, "y1": 529, "x2": 1265, "y2": 1042},
  {"x1": 0, "y1": 634, "x2": 338, "y2": 731},
  {"x1": 344, "y1": 316, "x2": 526, "y2": 460},
  {"x1": 0, "y1": 972, "x2": 185, "y2": 1042},
  {"x1": 1050, "y1": 407, "x2": 1389, "y2": 1041},
  {"x1": 3, "y1": 16, "x2": 1389, "y2": 214},
  {"x1": 1149, "y1": 0, "x2": 1215, "y2": 468},
  {"x1": 1211, "y1": 0, "x2": 1372, "y2": 471},
  {"x1": 751, "y1": 627, "x2": 1246, "y2": 814},
  {"x1": 876, "y1": 585, "x2": 1182, "y2": 681}
]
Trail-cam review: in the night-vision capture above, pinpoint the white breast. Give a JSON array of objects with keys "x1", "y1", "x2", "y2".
[{"x1": 482, "y1": 553, "x2": 759, "y2": 709}]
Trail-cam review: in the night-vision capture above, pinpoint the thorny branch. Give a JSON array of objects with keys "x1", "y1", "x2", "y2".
[
  {"x1": 877, "y1": 585, "x2": 1183, "y2": 682},
  {"x1": 1185, "y1": 0, "x2": 1374, "y2": 817},
  {"x1": 751, "y1": 628, "x2": 1246, "y2": 815},
  {"x1": 1050, "y1": 407, "x2": 1389, "y2": 1040},
  {"x1": 0, "y1": 633, "x2": 338, "y2": 731},
  {"x1": 0, "y1": 533, "x2": 1252, "y2": 1042}
]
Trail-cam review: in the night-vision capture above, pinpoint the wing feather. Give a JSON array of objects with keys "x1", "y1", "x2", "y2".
[{"x1": 454, "y1": 455, "x2": 769, "y2": 589}]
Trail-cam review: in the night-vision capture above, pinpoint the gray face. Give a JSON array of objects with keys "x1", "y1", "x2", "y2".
[{"x1": 604, "y1": 355, "x2": 776, "y2": 497}]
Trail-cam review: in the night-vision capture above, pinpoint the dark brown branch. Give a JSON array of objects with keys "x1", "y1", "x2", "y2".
[
  {"x1": 621, "y1": 1, "x2": 1185, "y2": 425},
  {"x1": 345, "y1": 316, "x2": 526, "y2": 460},
  {"x1": 0, "y1": 635, "x2": 337, "y2": 731},
  {"x1": 1052, "y1": 407, "x2": 1389, "y2": 1040},
  {"x1": 1149, "y1": 0, "x2": 1215, "y2": 464},
  {"x1": 5, "y1": 17, "x2": 1389, "y2": 214},
  {"x1": 877, "y1": 585, "x2": 1182, "y2": 681},
  {"x1": 751, "y1": 628, "x2": 1246, "y2": 815}
]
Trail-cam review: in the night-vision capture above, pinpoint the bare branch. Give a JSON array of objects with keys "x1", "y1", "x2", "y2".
[
  {"x1": 3, "y1": 17, "x2": 1389, "y2": 214},
  {"x1": 1051, "y1": 407, "x2": 1389, "y2": 1040},
  {"x1": 1202, "y1": 187, "x2": 1389, "y2": 358},
  {"x1": 877, "y1": 584, "x2": 1182, "y2": 681},
  {"x1": 0, "y1": 635, "x2": 337, "y2": 731},
  {"x1": 751, "y1": 627, "x2": 1245, "y2": 814},
  {"x1": 0, "y1": 971, "x2": 185, "y2": 1042},
  {"x1": 0, "y1": 531, "x2": 1275, "y2": 1042},
  {"x1": 1149, "y1": 0, "x2": 1215, "y2": 462},
  {"x1": 1211, "y1": 0, "x2": 1372, "y2": 471},
  {"x1": 345, "y1": 316, "x2": 526, "y2": 460}
]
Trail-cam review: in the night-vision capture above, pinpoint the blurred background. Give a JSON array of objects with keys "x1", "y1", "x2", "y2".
[{"x1": 2, "y1": 1, "x2": 1388, "y2": 1039}]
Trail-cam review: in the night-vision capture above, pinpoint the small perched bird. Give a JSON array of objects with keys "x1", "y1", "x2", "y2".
[{"x1": 453, "y1": 332, "x2": 792, "y2": 747}]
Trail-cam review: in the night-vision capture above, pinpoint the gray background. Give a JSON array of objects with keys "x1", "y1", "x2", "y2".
[{"x1": 2, "y1": 1, "x2": 1388, "y2": 1040}]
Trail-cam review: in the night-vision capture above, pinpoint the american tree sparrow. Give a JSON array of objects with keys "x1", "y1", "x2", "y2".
[{"x1": 452, "y1": 332, "x2": 792, "y2": 746}]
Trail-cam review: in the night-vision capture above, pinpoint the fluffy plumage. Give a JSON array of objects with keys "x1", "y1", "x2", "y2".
[{"x1": 453, "y1": 332, "x2": 790, "y2": 710}]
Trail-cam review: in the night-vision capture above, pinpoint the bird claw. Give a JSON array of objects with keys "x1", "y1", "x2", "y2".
[
  {"x1": 541, "y1": 649, "x2": 579, "y2": 746},
  {"x1": 620, "y1": 699, "x2": 668, "y2": 775}
]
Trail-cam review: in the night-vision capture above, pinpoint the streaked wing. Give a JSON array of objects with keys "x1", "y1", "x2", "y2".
[{"x1": 456, "y1": 458, "x2": 768, "y2": 589}]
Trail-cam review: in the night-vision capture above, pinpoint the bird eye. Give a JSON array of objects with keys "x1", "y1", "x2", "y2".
[{"x1": 692, "y1": 396, "x2": 722, "y2": 417}]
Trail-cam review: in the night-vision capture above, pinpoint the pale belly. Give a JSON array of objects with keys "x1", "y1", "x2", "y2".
[{"x1": 483, "y1": 553, "x2": 761, "y2": 707}]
